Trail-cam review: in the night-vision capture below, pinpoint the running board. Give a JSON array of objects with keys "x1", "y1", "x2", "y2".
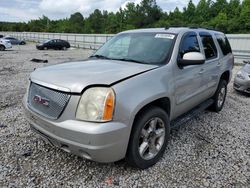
[{"x1": 170, "y1": 99, "x2": 214, "y2": 130}]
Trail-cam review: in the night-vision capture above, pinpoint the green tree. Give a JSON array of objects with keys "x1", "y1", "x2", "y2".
[
  {"x1": 168, "y1": 7, "x2": 184, "y2": 26},
  {"x1": 66, "y1": 12, "x2": 84, "y2": 33},
  {"x1": 183, "y1": 0, "x2": 196, "y2": 24},
  {"x1": 211, "y1": 12, "x2": 229, "y2": 32},
  {"x1": 139, "y1": 0, "x2": 162, "y2": 27},
  {"x1": 195, "y1": 0, "x2": 212, "y2": 25},
  {"x1": 28, "y1": 16, "x2": 50, "y2": 32},
  {"x1": 239, "y1": 0, "x2": 250, "y2": 32},
  {"x1": 210, "y1": 0, "x2": 228, "y2": 17},
  {"x1": 85, "y1": 9, "x2": 104, "y2": 33},
  {"x1": 1, "y1": 0, "x2": 249, "y2": 34}
]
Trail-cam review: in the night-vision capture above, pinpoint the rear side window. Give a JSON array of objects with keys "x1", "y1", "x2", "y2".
[
  {"x1": 199, "y1": 32, "x2": 218, "y2": 60},
  {"x1": 179, "y1": 32, "x2": 200, "y2": 58},
  {"x1": 215, "y1": 34, "x2": 232, "y2": 55}
]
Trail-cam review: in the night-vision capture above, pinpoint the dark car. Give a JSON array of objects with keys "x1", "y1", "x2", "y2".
[
  {"x1": 3, "y1": 36, "x2": 26, "y2": 45},
  {"x1": 36, "y1": 39, "x2": 70, "y2": 50},
  {"x1": 0, "y1": 35, "x2": 4, "y2": 38}
]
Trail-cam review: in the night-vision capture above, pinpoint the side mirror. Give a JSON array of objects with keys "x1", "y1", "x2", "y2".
[{"x1": 178, "y1": 52, "x2": 205, "y2": 67}]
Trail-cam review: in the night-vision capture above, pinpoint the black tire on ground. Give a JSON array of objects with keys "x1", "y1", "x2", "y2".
[
  {"x1": 210, "y1": 80, "x2": 227, "y2": 112},
  {"x1": 0, "y1": 45, "x2": 5, "y2": 51},
  {"x1": 20, "y1": 41, "x2": 25, "y2": 45},
  {"x1": 44, "y1": 47, "x2": 47, "y2": 50},
  {"x1": 126, "y1": 106, "x2": 170, "y2": 169},
  {"x1": 62, "y1": 46, "x2": 67, "y2": 50}
]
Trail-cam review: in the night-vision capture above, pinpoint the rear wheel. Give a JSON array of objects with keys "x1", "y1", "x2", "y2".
[
  {"x1": 210, "y1": 80, "x2": 227, "y2": 112},
  {"x1": 0, "y1": 45, "x2": 5, "y2": 51},
  {"x1": 44, "y1": 47, "x2": 47, "y2": 50},
  {"x1": 126, "y1": 106, "x2": 170, "y2": 169},
  {"x1": 62, "y1": 46, "x2": 67, "y2": 50}
]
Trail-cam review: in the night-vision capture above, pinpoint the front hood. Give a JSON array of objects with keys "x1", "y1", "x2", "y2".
[
  {"x1": 0, "y1": 39, "x2": 10, "y2": 43},
  {"x1": 242, "y1": 63, "x2": 250, "y2": 74},
  {"x1": 30, "y1": 59, "x2": 158, "y2": 93}
]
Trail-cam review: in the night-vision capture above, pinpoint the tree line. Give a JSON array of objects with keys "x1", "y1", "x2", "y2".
[{"x1": 0, "y1": 0, "x2": 249, "y2": 34}]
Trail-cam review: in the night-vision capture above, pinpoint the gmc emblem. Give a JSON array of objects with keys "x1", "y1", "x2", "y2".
[{"x1": 33, "y1": 95, "x2": 50, "y2": 107}]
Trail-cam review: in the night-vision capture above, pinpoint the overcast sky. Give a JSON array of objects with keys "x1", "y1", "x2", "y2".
[{"x1": 0, "y1": 0, "x2": 199, "y2": 22}]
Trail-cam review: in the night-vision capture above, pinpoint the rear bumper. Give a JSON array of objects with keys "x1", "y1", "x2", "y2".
[
  {"x1": 23, "y1": 100, "x2": 129, "y2": 163},
  {"x1": 234, "y1": 77, "x2": 250, "y2": 93}
]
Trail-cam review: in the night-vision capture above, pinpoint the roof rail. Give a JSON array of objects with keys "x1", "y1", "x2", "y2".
[
  {"x1": 165, "y1": 25, "x2": 181, "y2": 30},
  {"x1": 165, "y1": 26, "x2": 208, "y2": 30},
  {"x1": 189, "y1": 26, "x2": 200, "y2": 29}
]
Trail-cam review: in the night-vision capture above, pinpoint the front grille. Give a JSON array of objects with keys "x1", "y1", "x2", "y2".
[{"x1": 28, "y1": 82, "x2": 70, "y2": 119}]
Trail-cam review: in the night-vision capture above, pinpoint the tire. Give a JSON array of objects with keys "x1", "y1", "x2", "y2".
[
  {"x1": 210, "y1": 80, "x2": 227, "y2": 112},
  {"x1": 0, "y1": 45, "x2": 5, "y2": 51},
  {"x1": 20, "y1": 41, "x2": 25, "y2": 45},
  {"x1": 62, "y1": 46, "x2": 67, "y2": 50},
  {"x1": 44, "y1": 47, "x2": 47, "y2": 50},
  {"x1": 126, "y1": 106, "x2": 170, "y2": 169}
]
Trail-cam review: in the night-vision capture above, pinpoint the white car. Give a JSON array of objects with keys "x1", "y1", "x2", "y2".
[{"x1": 0, "y1": 39, "x2": 12, "y2": 51}]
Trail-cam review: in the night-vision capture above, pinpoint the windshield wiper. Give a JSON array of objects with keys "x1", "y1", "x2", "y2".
[
  {"x1": 113, "y1": 58, "x2": 148, "y2": 64},
  {"x1": 89, "y1": 54, "x2": 110, "y2": 59},
  {"x1": 90, "y1": 55, "x2": 149, "y2": 64}
]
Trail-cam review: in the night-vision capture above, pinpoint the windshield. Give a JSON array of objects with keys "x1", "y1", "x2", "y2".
[
  {"x1": 92, "y1": 32, "x2": 176, "y2": 65},
  {"x1": 43, "y1": 39, "x2": 51, "y2": 43}
]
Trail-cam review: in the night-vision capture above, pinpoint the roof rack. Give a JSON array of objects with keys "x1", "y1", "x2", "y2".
[
  {"x1": 189, "y1": 26, "x2": 200, "y2": 29},
  {"x1": 165, "y1": 26, "x2": 207, "y2": 30},
  {"x1": 165, "y1": 25, "x2": 182, "y2": 30}
]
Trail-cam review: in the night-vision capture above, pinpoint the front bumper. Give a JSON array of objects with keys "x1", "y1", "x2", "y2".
[
  {"x1": 5, "y1": 43, "x2": 12, "y2": 49},
  {"x1": 36, "y1": 46, "x2": 42, "y2": 50},
  {"x1": 23, "y1": 100, "x2": 129, "y2": 163},
  {"x1": 234, "y1": 77, "x2": 250, "y2": 93}
]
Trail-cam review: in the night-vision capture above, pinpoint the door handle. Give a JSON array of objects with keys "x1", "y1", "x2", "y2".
[
  {"x1": 199, "y1": 68, "x2": 205, "y2": 74},
  {"x1": 217, "y1": 62, "x2": 221, "y2": 66}
]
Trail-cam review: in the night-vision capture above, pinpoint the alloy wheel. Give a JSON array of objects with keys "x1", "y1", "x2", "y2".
[{"x1": 138, "y1": 117, "x2": 165, "y2": 160}]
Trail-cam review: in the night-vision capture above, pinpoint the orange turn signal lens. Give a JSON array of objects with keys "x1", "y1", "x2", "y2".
[{"x1": 103, "y1": 90, "x2": 115, "y2": 121}]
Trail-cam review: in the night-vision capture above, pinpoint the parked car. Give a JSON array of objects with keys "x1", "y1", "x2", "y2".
[
  {"x1": 234, "y1": 60, "x2": 250, "y2": 93},
  {"x1": 3, "y1": 36, "x2": 26, "y2": 45},
  {"x1": 0, "y1": 35, "x2": 4, "y2": 38},
  {"x1": 36, "y1": 39, "x2": 70, "y2": 50},
  {"x1": 0, "y1": 39, "x2": 12, "y2": 51},
  {"x1": 23, "y1": 27, "x2": 234, "y2": 169}
]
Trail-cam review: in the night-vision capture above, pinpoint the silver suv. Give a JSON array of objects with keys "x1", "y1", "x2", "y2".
[{"x1": 23, "y1": 27, "x2": 234, "y2": 169}]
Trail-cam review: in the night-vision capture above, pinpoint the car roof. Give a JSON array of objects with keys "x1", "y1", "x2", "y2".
[{"x1": 121, "y1": 27, "x2": 224, "y2": 35}]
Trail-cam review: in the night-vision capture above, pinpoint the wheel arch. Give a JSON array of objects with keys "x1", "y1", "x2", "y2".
[
  {"x1": 0, "y1": 44, "x2": 6, "y2": 50},
  {"x1": 220, "y1": 70, "x2": 230, "y2": 83},
  {"x1": 125, "y1": 97, "x2": 171, "y2": 167},
  {"x1": 130, "y1": 97, "x2": 171, "y2": 134}
]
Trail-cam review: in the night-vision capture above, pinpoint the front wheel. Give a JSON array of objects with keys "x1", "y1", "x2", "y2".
[
  {"x1": 210, "y1": 80, "x2": 227, "y2": 112},
  {"x1": 126, "y1": 106, "x2": 170, "y2": 169},
  {"x1": 0, "y1": 45, "x2": 5, "y2": 51}
]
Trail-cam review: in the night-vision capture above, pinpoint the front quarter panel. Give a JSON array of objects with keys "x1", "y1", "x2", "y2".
[{"x1": 112, "y1": 64, "x2": 174, "y2": 141}]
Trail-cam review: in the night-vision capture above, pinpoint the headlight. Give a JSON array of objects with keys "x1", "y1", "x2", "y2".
[
  {"x1": 76, "y1": 87, "x2": 115, "y2": 122},
  {"x1": 236, "y1": 71, "x2": 246, "y2": 80}
]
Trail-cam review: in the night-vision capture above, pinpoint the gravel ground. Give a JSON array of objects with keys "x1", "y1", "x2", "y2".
[{"x1": 0, "y1": 43, "x2": 249, "y2": 187}]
